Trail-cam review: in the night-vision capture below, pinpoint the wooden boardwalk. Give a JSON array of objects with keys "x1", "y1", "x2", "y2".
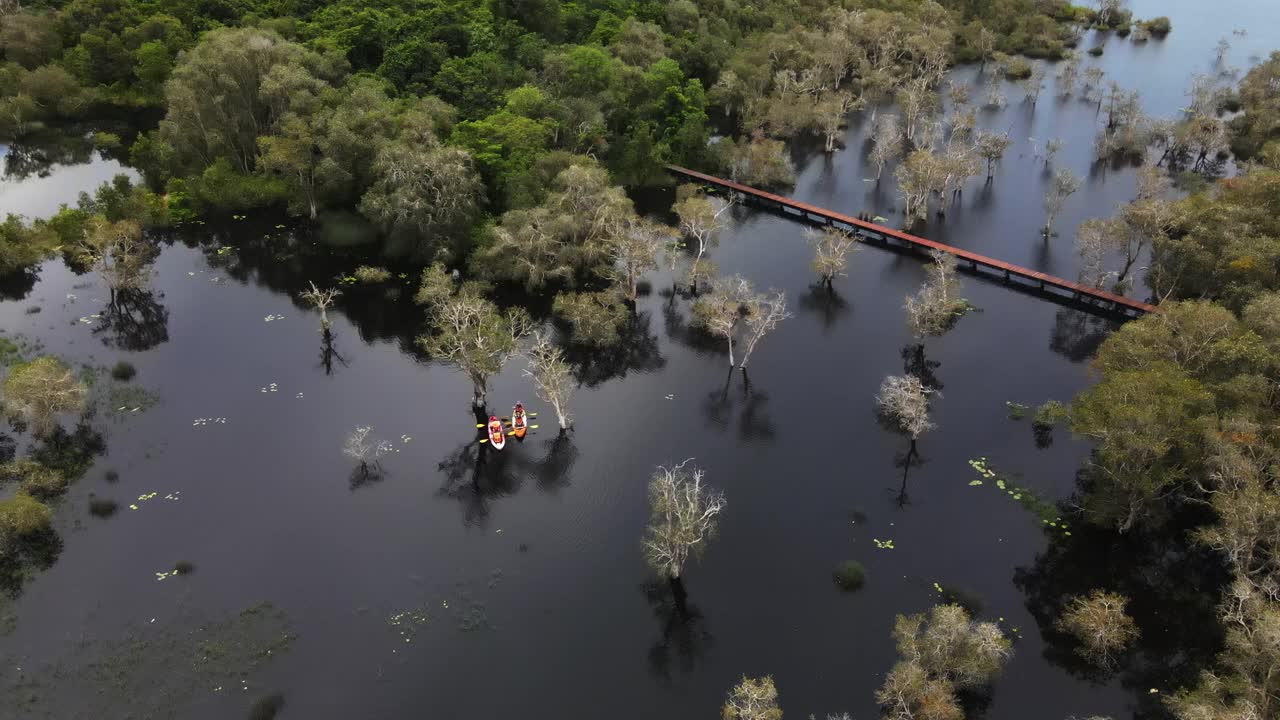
[{"x1": 666, "y1": 165, "x2": 1157, "y2": 317}]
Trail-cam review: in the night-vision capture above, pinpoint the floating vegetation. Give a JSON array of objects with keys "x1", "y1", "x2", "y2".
[
  {"x1": 0, "y1": 333, "x2": 42, "y2": 367},
  {"x1": 388, "y1": 607, "x2": 431, "y2": 645},
  {"x1": 260, "y1": 383, "x2": 278, "y2": 393},
  {"x1": 1005, "y1": 402, "x2": 1028, "y2": 420},
  {"x1": 262, "y1": 314, "x2": 284, "y2": 323},
  {"x1": 128, "y1": 490, "x2": 179, "y2": 512},
  {"x1": 5, "y1": 602, "x2": 294, "y2": 719},
  {"x1": 873, "y1": 538, "x2": 895, "y2": 550},
  {"x1": 967, "y1": 457, "x2": 1070, "y2": 535},
  {"x1": 107, "y1": 386, "x2": 159, "y2": 416},
  {"x1": 192, "y1": 417, "x2": 227, "y2": 427}
]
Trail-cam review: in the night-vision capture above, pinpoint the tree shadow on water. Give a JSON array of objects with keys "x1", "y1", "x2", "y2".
[
  {"x1": 318, "y1": 328, "x2": 348, "y2": 376},
  {"x1": 562, "y1": 310, "x2": 665, "y2": 387},
  {"x1": 798, "y1": 283, "x2": 851, "y2": 335},
  {"x1": 92, "y1": 289, "x2": 169, "y2": 352},
  {"x1": 901, "y1": 342, "x2": 943, "y2": 391},
  {"x1": 642, "y1": 576, "x2": 713, "y2": 684},
  {"x1": 702, "y1": 369, "x2": 776, "y2": 443},
  {"x1": 1050, "y1": 307, "x2": 1119, "y2": 363},
  {"x1": 1013, "y1": 505, "x2": 1227, "y2": 712}
]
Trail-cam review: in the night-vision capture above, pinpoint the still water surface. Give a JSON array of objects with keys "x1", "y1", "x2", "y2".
[{"x1": 0, "y1": 3, "x2": 1274, "y2": 718}]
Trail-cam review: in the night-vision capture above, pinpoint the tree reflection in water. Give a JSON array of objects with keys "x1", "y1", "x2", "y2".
[
  {"x1": 93, "y1": 289, "x2": 169, "y2": 351},
  {"x1": 319, "y1": 328, "x2": 348, "y2": 376},
  {"x1": 702, "y1": 369, "x2": 777, "y2": 443},
  {"x1": 0, "y1": 268, "x2": 39, "y2": 301},
  {"x1": 2, "y1": 134, "x2": 95, "y2": 181},
  {"x1": 642, "y1": 576, "x2": 712, "y2": 683},
  {"x1": 797, "y1": 282, "x2": 851, "y2": 335},
  {"x1": 1014, "y1": 506, "x2": 1226, "y2": 711},
  {"x1": 1050, "y1": 307, "x2": 1118, "y2": 363},
  {"x1": 901, "y1": 342, "x2": 943, "y2": 391},
  {"x1": 561, "y1": 311, "x2": 665, "y2": 387}
]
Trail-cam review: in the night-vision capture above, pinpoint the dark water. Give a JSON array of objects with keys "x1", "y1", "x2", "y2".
[{"x1": 0, "y1": 3, "x2": 1274, "y2": 718}]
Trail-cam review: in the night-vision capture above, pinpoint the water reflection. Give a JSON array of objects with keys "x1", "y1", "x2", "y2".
[
  {"x1": 2, "y1": 133, "x2": 94, "y2": 181},
  {"x1": 702, "y1": 370, "x2": 777, "y2": 443},
  {"x1": 319, "y1": 328, "x2": 348, "y2": 376},
  {"x1": 1049, "y1": 308, "x2": 1118, "y2": 363},
  {"x1": 92, "y1": 289, "x2": 169, "y2": 351},
  {"x1": 642, "y1": 577, "x2": 713, "y2": 683},
  {"x1": 797, "y1": 283, "x2": 851, "y2": 335},
  {"x1": 1014, "y1": 508, "x2": 1226, "y2": 714},
  {"x1": 0, "y1": 267, "x2": 38, "y2": 301},
  {"x1": 901, "y1": 343, "x2": 943, "y2": 391},
  {"x1": 562, "y1": 311, "x2": 665, "y2": 387}
]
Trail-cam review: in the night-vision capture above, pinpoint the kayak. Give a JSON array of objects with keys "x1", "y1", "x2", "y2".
[
  {"x1": 487, "y1": 416, "x2": 506, "y2": 450},
  {"x1": 511, "y1": 403, "x2": 528, "y2": 439}
]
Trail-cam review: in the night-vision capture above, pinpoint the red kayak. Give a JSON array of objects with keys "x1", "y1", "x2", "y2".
[
  {"x1": 487, "y1": 416, "x2": 506, "y2": 450},
  {"x1": 511, "y1": 403, "x2": 528, "y2": 439}
]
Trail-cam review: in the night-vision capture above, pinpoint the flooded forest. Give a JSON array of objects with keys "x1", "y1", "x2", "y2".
[{"x1": 2, "y1": 0, "x2": 1280, "y2": 718}]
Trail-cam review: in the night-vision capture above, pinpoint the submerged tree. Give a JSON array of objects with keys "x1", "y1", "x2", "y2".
[
  {"x1": 610, "y1": 221, "x2": 670, "y2": 304},
  {"x1": 808, "y1": 227, "x2": 858, "y2": 290},
  {"x1": 673, "y1": 184, "x2": 734, "y2": 294},
  {"x1": 643, "y1": 459, "x2": 726, "y2": 580},
  {"x1": 876, "y1": 604, "x2": 1012, "y2": 720},
  {"x1": 76, "y1": 216, "x2": 155, "y2": 303},
  {"x1": 1056, "y1": 590, "x2": 1140, "y2": 666},
  {"x1": 869, "y1": 115, "x2": 903, "y2": 181},
  {"x1": 1042, "y1": 168, "x2": 1082, "y2": 238},
  {"x1": 976, "y1": 131, "x2": 1012, "y2": 181},
  {"x1": 692, "y1": 275, "x2": 752, "y2": 367},
  {"x1": 905, "y1": 251, "x2": 970, "y2": 338},
  {"x1": 342, "y1": 425, "x2": 394, "y2": 478},
  {"x1": 2, "y1": 356, "x2": 87, "y2": 437},
  {"x1": 415, "y1": 266, "x2": 533, "y2": 408},
  {"x1": 722, "y1": 676, "x2": 783, "y2": 720},
  {"x1": 524, "y1": 332, "x2": 575, "y2": 433},
  {"x1": 553, "y1": 290, "x2": 630, "y2": 349},
  {"x1": 876, "y1": 374, "x2": 936, "y2": 449},
  {"x1": 738, "y1": 290, "x2": 790, "y2": 371},
  {"x1": 300, "y1": 281, "x2": 340, "y2": 331}
]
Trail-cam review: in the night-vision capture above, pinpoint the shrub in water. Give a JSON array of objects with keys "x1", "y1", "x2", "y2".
[
  {"x1": 0, "y1": 493, "x2": 53, "y2": 550},
  {"x1": 88, "y1": 496, "x2": 118, "y2": 517},
  {"x1": 1143, "y1": 16, "x2": 1172, "y2": 36},
  {"x1": 833, "y1": 560, "x2": 866, "y2": 591},
  {"x1": 111, "y1": 361, "x2": 137, "y2": 381},
  {"x1": 1088, "y1": 46, "x2": 1104, "y2": 56},
  {"x1": 353, "y1": 266, "x2": 391, "y2": 284}
]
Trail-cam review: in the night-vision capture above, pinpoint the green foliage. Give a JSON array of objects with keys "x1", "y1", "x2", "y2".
[
  {"x1": 552, "y1": 290, "x2": 629, "y2": 348},
  {"x1": 1033, "y1": 400, "x2": 1069, "y2": 429},
  {"x1": 1228, "y1": 52, "x2": 1280, "y2": 161},
  {"x1": 1150, "y1": 170, "x2": 1280, "y2": 313},
  {"x1": 0, "y1": 493, "x2": 52, "y2": 547},
  {"x1": 1, "y1": 459, "x2": 68, "y2": 501},
  {"x1": 1141, "y1": 16, "x2": 1172, "y2": 36},
  {"x1": 832, "y1": 560, "x2": 866, "y2": 591},
  {"x1": 352, "y1": 266, "x2": 391, "y2": 284},
  {"x1": 0, "y1": 214, "x2": 58, "y2": 275}
]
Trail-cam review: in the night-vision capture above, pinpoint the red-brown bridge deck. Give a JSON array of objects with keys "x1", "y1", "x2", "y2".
[{"x1": 666, "y1": 165, "x2": 1157, "y2": 317}]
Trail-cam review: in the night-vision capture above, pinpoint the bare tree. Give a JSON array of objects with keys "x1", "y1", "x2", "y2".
[
  {"x1": 1057, "y1": 57, "x2": 1081, "y2": 96},
  {"x1": 1083, "y1": 67, "x2": 1106, "y2": 103},
  {"x1": 610, "y1": 221, "x2": 670, "y2": 304},
  {"x1": 1044, "y1": 138, "x2": 1064, "y2": 165},
  {"x1": 808, "y1": 227, "x2": 859, "y2": 289},
  {"x1": 1215, "y1": 36, "x2": 1231, "y2": 63},
  {"x1": 524, "y1": 331, "x2": 575, "y2": 432},
  {"x1": 343, "y1": 425, "x2": 394, "y2": 477},
  {"x1": 738, "y1": 290, "x2": 791, "y2": 370},
  {"x1": 643, "y1": 459, "x2": 726, "y2": 579},
  {"x1": 976, "y1": 131, "x2": 1012, "y2": 181},
  {"x1": 1, "y1": 356, "x2": 87, "y2": 436},
  {"x1": 1056, "y1": 590, "x2": 1139, "y2": 666},
  {"x1": 1042, "y1": 168, "x2": 1082, "y2": 238},
  {"x1": 906, "y1": 250, "x2": 969, "y2": 337},
  {"x1": 672, "y1": 185, "x2": 735, "y2": 294},
  {"x1": 814, "y1": 90, "x2": 860, "y2": 153},
  {"x1": 692, "y1": 275, "x2": 753, "y2": 367},
  {"x1": 1020, "y1": 65, "x2": 1046, "y2": 106},
  {"x1": 869, "y1": 115, "x2": 903, "y2": 181},
  {"x1": 877, "y1": 374, "x2": 936, "y2": 443},
  {"x1": 896, "y1": 148, "x2": 945, "y2": 223},
  {"x1": 723, "y1": 676, "x2": 783, "y2": 720},
  {"x1": 416, "y1": 285, "x2": 534, "y2": 408},
  {"x1": 77, "y1": 217, "x2": 155, "y2": 304},
  {"x1": 300, "y1": 281, "x2": 341, "y2": 330}
]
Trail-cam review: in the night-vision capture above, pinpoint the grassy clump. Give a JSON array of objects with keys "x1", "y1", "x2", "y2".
[
  {"x1": 110, "y1": 361, "x2": 137, "y2": 381},
  {"x1": 833, "y1": 560, "x2": 866, "y2": 591},
  {"x1": 1088, "y1": 46, "x2": 1104, "y2": 56},
  {"x1": 0, "y1": 493, "x2": 53, "y2": 545},
  {"x1": 1142, "y1": 16, "x2": 1171, "y2": 36},
  {"x1": 353, "y1": 265, "x2": 391, "y2": 284},
  {"x1": 1032, "y1": 400, "x2": 1070, "y2": 429}
]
